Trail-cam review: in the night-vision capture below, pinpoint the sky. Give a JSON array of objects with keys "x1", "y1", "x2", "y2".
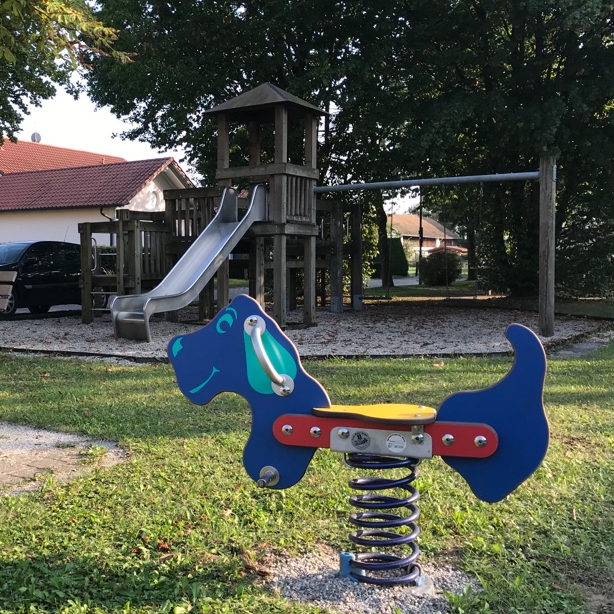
[{"x1": 16, "y1": 86, "x2": 193, "y2": 173}]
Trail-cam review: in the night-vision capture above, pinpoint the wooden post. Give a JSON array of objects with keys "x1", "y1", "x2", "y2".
[
  {"x1": 79, "y1": 223, "x2": 93, "y2": 323},
  {"x1": 330, "y1": 201, "x2": 344, "y2": 313},
  {"x1": 216, "y1": 259, "x2": 230, "y2": 309},
  {"x1": 303, "y1": 234, "x2": 316, "y2": 324},
  {"x1": 539, "y1": 155, "x2": 557, "y2": 337},
  {"x1": 250, "y1": 237, "x2": 266, "y2": 306},
  {"x1": 273, "y1": 234, "x2": 287, "y2": 327},
  {"x1": 351, "y1": 203, "x2": 363, "y2": 311},
  {"x1": 304, "y1": 114, "x2": 317, "y2": 169},
  {"x1": 275, "y1": 106, "x2": 288, "y2": 164},
  {"x1": 217, "y1": 113, "x2": 231, "y2": 188}
]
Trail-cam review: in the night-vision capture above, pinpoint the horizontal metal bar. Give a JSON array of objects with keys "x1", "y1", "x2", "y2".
[{"x1": 313, "y1": 171, "x2": 540, "y2": 194}]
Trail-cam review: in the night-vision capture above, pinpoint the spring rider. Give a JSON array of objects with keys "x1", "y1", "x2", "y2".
[{"x1": 168, "y1": 295, "x2": 549, "y2": 587}]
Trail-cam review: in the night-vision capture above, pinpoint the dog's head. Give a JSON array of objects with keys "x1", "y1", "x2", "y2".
[{"x1": 168, "y1": 294, "x2": 330, "y2": 488}]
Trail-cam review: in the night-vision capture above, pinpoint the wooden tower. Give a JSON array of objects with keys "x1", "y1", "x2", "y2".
[{"x1": 206, "y1": 83, "x2": 326, "y2": 327}]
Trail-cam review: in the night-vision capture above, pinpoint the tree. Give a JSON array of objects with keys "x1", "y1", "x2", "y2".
[
  {"x1": 86, "y1": 1, "x2": 614, "y2": 297},
  {"x1": 0, "y1": 0, "x2": 127, "y2": 141},
  {"x1": 392, "y1": 1, "x2": 614, "y2": 295}
]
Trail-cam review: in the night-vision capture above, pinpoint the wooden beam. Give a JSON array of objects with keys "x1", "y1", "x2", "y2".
[
  {"x1": 304, "y1": 114, "x2": 318, "y2": 168},
  {"x1": 217, "y1": 113, "x2": 231, "y2": 187},
  {"x1": 351, "y1": 202, "x2": 363, "y2": 311},
  {"x1": 216, "y1": 163, "x2": 319, "y2": 181},
  {"x1": 217, "y1": 259, "x2": 230, "y2": 310},
  {"x1": 539, "y1": 155, "x2": 557, "y2": 337},
  {"x1": 274, "y1": 105, "x2": 288, "y2": 164},
  {"x1": 249, "y1": 237, "x2": 266, "y2": 306},
  {"x1": 303, "y1": 235, "x2": 316, "y2": 324},
  {"x1": 79, "y1": 223, "x2": 93, "y2": 323},
  {"x1": 273, "y1": 234, "x2": 287, "y2": 327},
  {"x1": 330, "y1": 201, "x2": 344, "y2": 313}
]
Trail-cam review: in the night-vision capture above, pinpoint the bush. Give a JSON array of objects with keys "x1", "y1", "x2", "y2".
[
  {"x1": 372, "y1": 238, "x2": 409, "y2": 278},
  {"x1": 418, "y1": 251, "x2": 462, "y2": 286}
]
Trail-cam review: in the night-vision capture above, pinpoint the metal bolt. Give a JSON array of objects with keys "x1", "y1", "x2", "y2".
[
  {"x1": 310, "y1": 426, "x2": 322, "y2": 438},
  {"x1": 411, "y1": 433, "x2": 424, "y2": 444},
  {"x1": 442, "y1": 434, "x2": 455, "y2": 446},
  {"x1": 338, "y1": 428, "x2": 350, "y2": 439},
  {"x1": 474, "y1": 435, "x2": 487, "y2": 448},
  {"x1": 256, "y1": 466, "x2": 280, "y2": 488},
  {"x1": 281, "y1": 425, "x2": 293, "y2": 436},
  {"x1": 280, "y1": 385, "x2": 292, "y2": 397},
  {"x1": 247, "y1": 316, "x2": 258, "y2": 327}
]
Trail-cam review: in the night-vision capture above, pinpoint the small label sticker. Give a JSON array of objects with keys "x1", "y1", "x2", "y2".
[
  {"x1": 386, "y1": 433, "x2": 407, "y2": 454},
  {"x1": 351, "y1": 431, "x2": 371, "y2": 450}
]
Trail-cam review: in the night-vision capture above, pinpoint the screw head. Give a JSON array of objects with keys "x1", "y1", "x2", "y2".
[
  {"x1": 281, "y1": 424, "x2": 293, "y2": 436},
  {"x1": 442, "y1": 434, "x2": 455, "y2": 446},
  {"x1": 310, "y1": 426, "x2": 322, "y2": 438},
  {"x1": 474, "y1": 435, "x2": 487, "y2": 448},
  {"x1": 280, "y1": 385, "x2": 292, "y2": 397},
  {"x1": 411, "y1": 433, "x2": 424, "y2": 444},
  {"x1": 338, "y1": 428, "x2": 350, "y2": 439}
]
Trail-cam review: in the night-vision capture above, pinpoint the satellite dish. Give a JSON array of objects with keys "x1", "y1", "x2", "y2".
[{"x1": 31, "y1": 132, "x2": 41, "y2": 143}]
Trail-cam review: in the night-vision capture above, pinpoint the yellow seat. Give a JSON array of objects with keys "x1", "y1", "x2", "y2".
[{"x1": 313, "y1": 403, "x2": 437, "y2": 426}]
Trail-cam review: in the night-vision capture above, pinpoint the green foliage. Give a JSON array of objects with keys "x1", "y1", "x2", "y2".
[
  {"x1": 389, "y1": 238, "x2": 409, "y2": 277},
  {"x1": 372, "y1": 238, "x2": 409, "y2": 278},
  {"x1": 418, "y1": 251, "x2": 462, "y2": 286},
  {"x1": 85, "y1": 1, "x2": 614, "y2": 297},
  {"x1": 0, "y1": 0, "x2": 127, "y2": 140}
]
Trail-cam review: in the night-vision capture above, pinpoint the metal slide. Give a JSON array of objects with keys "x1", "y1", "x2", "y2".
[{"x1": 111, "y1": 185, "x2": 267, "y2": 342}]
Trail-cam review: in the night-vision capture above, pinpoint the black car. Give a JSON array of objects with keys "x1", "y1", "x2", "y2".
[{"x1": 0, "y1": 241, "x2": 82, "y2": 317}]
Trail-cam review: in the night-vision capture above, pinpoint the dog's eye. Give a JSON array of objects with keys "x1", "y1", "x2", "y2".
[{"x1": 216, "y1": 307, "x2": 238, "y2": 334}]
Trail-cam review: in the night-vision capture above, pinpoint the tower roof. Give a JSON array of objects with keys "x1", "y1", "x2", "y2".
[{"x1": 206, "y1": 83, "x2": 326, "y2": 122}]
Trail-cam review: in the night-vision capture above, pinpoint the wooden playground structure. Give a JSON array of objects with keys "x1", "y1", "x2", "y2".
[
  {"x1": 79, "y1": 84, "x2": 362, "y2": 327},
  {"x1": 80, "y1": 82, "x2": 555, "y2": 336}
]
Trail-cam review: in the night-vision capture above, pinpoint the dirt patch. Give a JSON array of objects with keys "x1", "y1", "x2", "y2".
[{"x1": 0, "y1": 421, "x2": 125, "y2": 495}]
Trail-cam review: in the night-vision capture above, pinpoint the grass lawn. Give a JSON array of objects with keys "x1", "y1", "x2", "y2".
[{"x1": 0, "y1": 344, "x2": 613, "y2": 613}]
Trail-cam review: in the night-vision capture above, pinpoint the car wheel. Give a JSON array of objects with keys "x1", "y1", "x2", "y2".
[
  {"x1": 28, "y1": 305, "x2": 51, "y2": 314},
  {"x1": 0, "y1": 292, "x2": 17, "y2": 318}
]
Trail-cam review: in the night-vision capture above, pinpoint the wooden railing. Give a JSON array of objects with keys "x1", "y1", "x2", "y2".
[
  {"x1": 287, "y1": 175, "x2": 315, "y2": 223},
  {"x1": 164, "y1": 187, "x2": 222, "y2": 242}
]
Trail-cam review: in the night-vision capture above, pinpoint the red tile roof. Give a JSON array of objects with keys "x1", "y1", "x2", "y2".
[
  {"x1": 0, "y1": 140, "x2": 126, "y2": 174},
  {"x1": 0, "y1": 158, "x2": 182, "y2": 211},
  {"x1": 389, "y1": 214, "x2": 461, "y2": 240}
]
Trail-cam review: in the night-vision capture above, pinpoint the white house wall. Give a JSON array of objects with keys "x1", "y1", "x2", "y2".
[
  {"x1": 0, "y1": 207, "x2": 118, "y2": 245},
  {"x1": 125, "y1": 173, "x2": 185, "y2": 213}
]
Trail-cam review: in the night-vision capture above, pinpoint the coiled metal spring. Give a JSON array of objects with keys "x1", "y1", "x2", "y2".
[{"x1": 344, "y1": 453, "x2": 421, "y2": 586}]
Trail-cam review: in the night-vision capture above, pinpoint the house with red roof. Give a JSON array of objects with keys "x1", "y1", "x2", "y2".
[
  {"x1": 389, "y1": 213, "x2": 467, "y2": 257},
  {"x1": 0, "y1": 140, "x2": 126, "y2": 173},
  {"x1": 0, "y1": 141, "x2": 193, "y2": 244}
]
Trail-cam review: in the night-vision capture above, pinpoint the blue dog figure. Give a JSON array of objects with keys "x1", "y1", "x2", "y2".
[{"x1": 168, "y1": 294, "x2": 549, "y2": 502}]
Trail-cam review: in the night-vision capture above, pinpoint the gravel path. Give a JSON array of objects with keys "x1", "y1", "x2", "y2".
[{"x1": 0, "y1": 299, "x2": 610, "y2": 360}]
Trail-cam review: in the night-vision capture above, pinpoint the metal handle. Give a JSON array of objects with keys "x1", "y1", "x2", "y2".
[
  {"x1": 248, "y1": 316, "x2": 284, "y2": 385},
  {"x1": 245, "y1": 316, "x2": 293, "y2": 396}
]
